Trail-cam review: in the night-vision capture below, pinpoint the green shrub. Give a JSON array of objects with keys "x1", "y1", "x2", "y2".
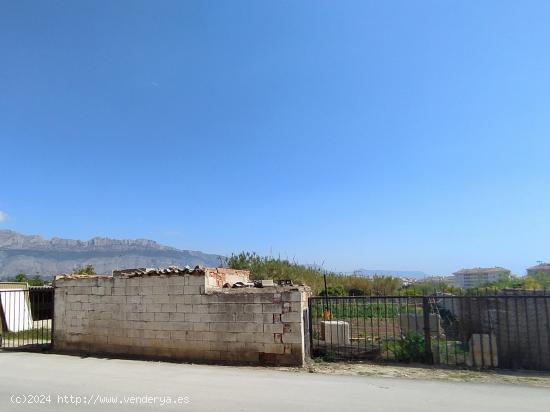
[{"x1": 389, "y1": 333, "x2": 428, "y2": 363}]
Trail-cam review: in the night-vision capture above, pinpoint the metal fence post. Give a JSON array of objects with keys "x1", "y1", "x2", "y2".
[{"x1": 422, "y1": 296, "x2": 433, "y2": 364}]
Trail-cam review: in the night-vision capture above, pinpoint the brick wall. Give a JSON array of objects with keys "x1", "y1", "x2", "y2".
[{"x1": 53, "y1": 271, "x2": 310, "y2": 366}]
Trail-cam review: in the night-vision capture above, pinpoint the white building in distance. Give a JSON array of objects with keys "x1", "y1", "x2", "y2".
[{"x1": 453, "y1": 267, "x2": 511, "y2": 288}]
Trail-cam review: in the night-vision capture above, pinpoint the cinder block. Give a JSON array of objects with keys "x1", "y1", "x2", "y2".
[
  {"x1": 192, "y1": 305, "x2": 209, "y2": 313},
  {"x1": 154, "y1": 312, "x2": 169, "y2": 322},
  {"x1": 183, "y1": 286, "x2": 202, "y2": 295},
  {"x1": 244, "y1": 304, "x2": 263, "y2": 314},
  {"x1": 109, "y1": 295, "x2": 126, "y2": 304},
  {"x1": 72, "y1": 286, "x2": 92, "y2": 295},
  {"x1": 167, "y1": 286, "x2": 184, "y2": 295},
  {"x1": 126, "y1": 295, "x2": 142, "y2": 304},
  {"x1": 141, "y1": 312, "x2": 155, "y2": 321},
  {"x1": 211, "y1": 313, "x2": 237, "y2": 322},
  {"x1": 112, "y1": 288, "x2": 126, "y2": 296},
  {"x1": 210, "y1": 323, "x2": 254, "y2": 333},
  {"x1": 140, "y1": 277, "x2": 157, "y2": 287},
  {"x1": 127, "y1": 329, "x2": 144, "y2": 338},
  {"x1": 69, "y1": 294, "x2": 89, "y2": 303},
  {"x1": 176, "y1": 304, "x2": 193, "y2": 313},
  {"x1": 161, "y1": 304, "x2": 177, "y2": 312},
  {"x1": 204, "y1": 331, "x2": 237, "y2": 342},
  {"x1": 126, "y1": 312, "x2": 140, "y2": 321},
  {"x1": 114, "y1": 278, "x2": 127, "y2": 288},
  {"x1": 255, "y1": 332, "x2": 280, "y2": 344},
  {"x1": 244, "y1": 342, "x2": 265, "y2": 352},
  {"x1": 263, "y1": 344, "x2": 285, "y2": 354},
  {"x1": 264, "y1": 324, "x2": 284, "y2": 334},
  {"x1": 72, "y1": 279, "x2": 97, "y2": 287},
  {"x1": 153, "y1": 286, "x2": 169, "y2": 295},
  {"x1": 262, "y1": 304, "x2": 283, "y2": 314},
  {"x1": 68, "y1": 302, "x2": 82, "y2": 311},
  {"x1": 126, "y1": 278, "x2": 141, "y2": 287},
  {"x1": 169, "y1": 312, "x2": 186, "y2": 322},
  {"x1": 281, "y1": 333, "x2": 303, "y2": 344},
  {"x1": 152, "y1": 295, "x2": 170, "y2": 304},
  {"x1": 145, "y1": 303, "x2": 162, "y2": 312},
  {"x1": 184, "y1": 295, "x2": 203, "y2": 305},
  {"x1": 209, "y1": 341, "x2": 228, "y2": 351},
  {"x1": 125, "y1": 286, "x2": 140, "y2": 295},
  {"x1": 290, "y1": 291, "x2": 303, "y2": 302},
  {"x1": 201, "y1": 295, "x2": 219, "y2": 304},
  {"x1": 281, "y1": 312, "x2": 302, "y2": 323},
  {"x1": 235, "y1": 332, "x2": 256, "y2": 343},
  {"x1": 235, "y1": 313, "x2": 254, "y2": 322},
  {"x1": 163, "y1": 321, "x2": 193, "y2": 331},
  {"x1": 185, "y1": 313, "x2": 209, "y2": 323},
  {"x1": 171, "y1": 330, "x2": 191, "y2": 340},
  {"x1": 99, "y1": 312, "x2": 112, "y2": 320},
  {"x1": 139, "y1": 286, "x2": 153, "y2": 296},
  {"x1": 168, "y1": 276, "x2": 187, "y2": 286},
  {"x1": 187, "y1": 276, "x2": 206, "y2": 286},
  {"x1": 253, "y1": 294, "x2": 275, "y2": 304},
  {"x1": 226, "y1": 342, "x2": 246, "y2": 351},
  {"x1": 169, "y1": 295, "x2": 187, "y2": 304},
  {"x1": 193, "y1": 323, "x2": 210, "y2": 332}
]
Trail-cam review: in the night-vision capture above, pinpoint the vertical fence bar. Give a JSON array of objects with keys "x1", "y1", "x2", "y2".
[
  {"x1": 308, "y1": 297, "x2": 313, "y2": 360},
  {"x1": 13, "y1": 291, "x2": 17, "y2": 348},
  {"x1": 475, "y1": 293, "x2": 485, "y2": 368},
  {"x1": 524, "y1": 295, "x2": 533, "y2": 369},
  {"x1": 487, "y1": 293, "x2": 494, "y2": 368},
  {"x1": 369, "y1": 295, "x2": 374, "y2": 357},
  {"x1": 514, "y1": 295, "x2": 521, "y2": 367},
  {"x1": 451, "y1": 295, "x2": 458, "y2": 366},
  {"x1": 422, "y1": 296, "x2": 433, "y2": 364},
  {"x1": 534, "y1": 294, "x2": 542, "y2": 371},
  {"x1": 505, "y1": 295, "x2": 511, "y2": 369},
  {"x1": 373, "y1": 295, "x2": 383, "y2": 356},
  {"x1": 384, "y1": 296, "x2": 389, "y2": 360},
  {"x1": 51, "y1": 288, "x2": 55, "y2": 346},
  {"x1": 494, "y1": 292, "x2": 501, "y2": 368},
  {"x1": 362, "y1": 296, "x2": 367, "y2": 354},
  {"x1": 544, "y1": 293, "x2": 550, "y2": 370},
  {"x1": 467, "y1": 294, "x2": 474, "y2": 366}
]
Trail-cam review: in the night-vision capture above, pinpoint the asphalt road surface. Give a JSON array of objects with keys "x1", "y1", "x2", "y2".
[{"x1": 1, "y1": 352, "x2": 548, "y2": 411}]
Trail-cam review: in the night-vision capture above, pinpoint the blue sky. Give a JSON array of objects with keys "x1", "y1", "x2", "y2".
[{"x1": 1, "y1": 1, "x2": 550, "y2": 275}]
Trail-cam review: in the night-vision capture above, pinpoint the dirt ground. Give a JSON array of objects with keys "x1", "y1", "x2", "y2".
[{"x1": 276, "y1": 361, "x2": 550, "y2": 388}]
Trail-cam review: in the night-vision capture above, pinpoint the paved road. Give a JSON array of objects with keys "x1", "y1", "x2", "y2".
[{"x1": 0, "y1": 352, "x2": 548, "y2": 411}]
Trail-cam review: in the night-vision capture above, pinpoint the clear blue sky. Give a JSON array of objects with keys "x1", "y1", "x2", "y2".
[{"x1": 1, "y1": 1, "x2": 550, "y2": 275}]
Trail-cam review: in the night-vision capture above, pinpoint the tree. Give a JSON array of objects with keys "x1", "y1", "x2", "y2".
[{"x1": 6, "y1": 273, "x2": 46, "y2": 286}]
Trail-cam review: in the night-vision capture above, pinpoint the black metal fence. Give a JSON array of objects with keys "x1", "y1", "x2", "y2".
[
  {"x1": 309, "y1": 291, "x2": 550, "y2": 371},
  {"x1": 0, "y1": 287, "x2": 54, "y2": 349}
]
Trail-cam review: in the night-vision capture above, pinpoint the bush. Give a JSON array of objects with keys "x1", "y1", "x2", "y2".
[
  {"x1": 389, "y1": 333, "x2": 428, "y2": 363},
  {"x1": 73, "y1": 265, "x2": 96, "y2": 275},
  {"x1": 319, "y1": 285, "x2": 346, "y2": 296}
]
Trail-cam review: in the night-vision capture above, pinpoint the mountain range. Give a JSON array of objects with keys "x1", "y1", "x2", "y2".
[{"x1": 0, "y1": 230, "x2": 222, "y2": 278}]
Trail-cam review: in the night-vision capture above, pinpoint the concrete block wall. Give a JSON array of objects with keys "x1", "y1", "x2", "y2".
[{"x1": 53, "y1": 271, "x2": 309, "y2": 366}]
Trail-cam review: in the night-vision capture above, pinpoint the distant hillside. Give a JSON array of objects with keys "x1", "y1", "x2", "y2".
[
  {"x1": 351, "y1": 269, "x2": 427, "y2": 278},
  {"x1": 0, "y1": 230, "x2": 222, "y2": 278}
]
